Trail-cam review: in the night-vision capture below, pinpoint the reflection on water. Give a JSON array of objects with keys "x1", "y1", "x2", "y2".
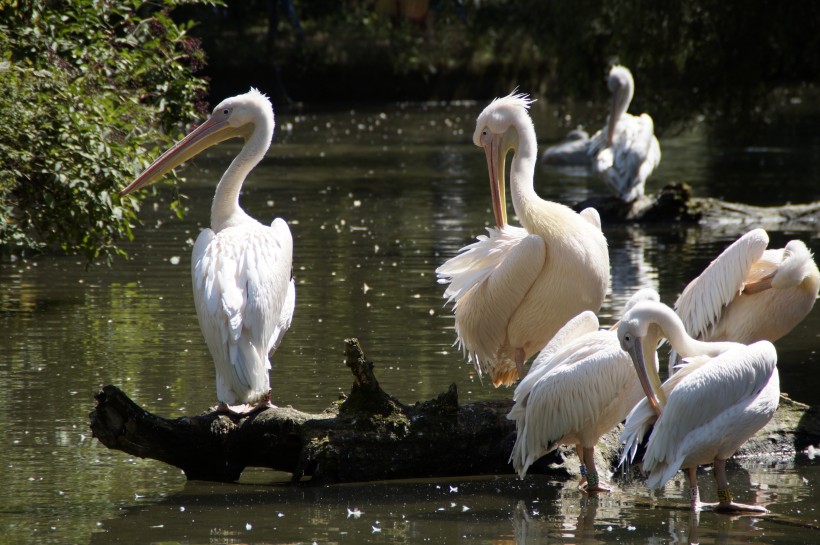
[{"x1": 0, "y1": 100, "x2": 818, "y2": 543}]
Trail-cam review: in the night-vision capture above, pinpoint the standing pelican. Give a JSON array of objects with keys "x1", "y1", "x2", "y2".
[
  {"x1": 437, "y1": 93, "x2": 610, "y2": 387},
  {"x1": 542, "y1": 65, "x2": 661, "y2": 203},
  {"x1": 120, "y1": 88, "x2": 295, "y2": 413},
  {"x1": 508, "y1": 289, "x2": 659, "y2": 492},
  {"x1": 669, "y1": 228, "x2": 819, "y2": 374},
  {"x1": 618, "y1": 296, "x2": 779, "y2": 513}
]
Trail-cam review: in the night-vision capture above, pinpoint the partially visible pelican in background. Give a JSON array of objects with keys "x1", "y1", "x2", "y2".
[
  {"x1": 508, "y1": 289, "x2": 659, "y2": 492},
  {"x1": 539, "y1": 128, "x2": 592, "y2": 167},
  {"x1": 619, "y1": 296, "x2": 779, "y2": 513},
  {"x1": 120, "y1": 88, "x2": 296, "y2": 414},
  {"x1": 542, "y1": 65, "x2": 661, "y2": 203},
  {"x1": 437, "y1": 93, "x2": 610, "y2": 387},
  {"x1": 669, "y1": 228, "x2": 819, "y2": 374}
]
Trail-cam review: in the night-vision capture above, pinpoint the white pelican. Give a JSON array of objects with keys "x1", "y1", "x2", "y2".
[
  {"x1": 669, "y1": 228, "x2": 819, "y2": 374},
  {"x1": 508, "y1": 289, "x2": 659, "y2": 492},
  {"x1": 618, "y1": 296, "x2": 779, "y2": 513},
  {"x1": 436, "y1": 93, "x2": 610, "y2": 387},
  {"x1": 120, "y1": 88, "x2": 295, "y2": 413},
  {"x1": 542, "y1": 65, "x2": 661, "y2": 203}
]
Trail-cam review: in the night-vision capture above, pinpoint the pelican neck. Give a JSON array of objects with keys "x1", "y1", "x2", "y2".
[
  {"x1": 211, "y1": 120, "x2": 272, "y2": 232},
  {"x1": 508, "y1": 113, "x2": 541, "y2": 221},
  {"x1": 653, "y1": 304, "x2": 737, "y2": 359}
]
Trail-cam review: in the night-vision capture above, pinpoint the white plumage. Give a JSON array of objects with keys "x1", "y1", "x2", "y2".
[
  {"x1": 508, "y1": 289, "x2": 659, "y2": 490},
  {"x1": 670, "y1": 228, "x2": 819, "y2": 374},
  {"x1": 437, "y1": 93, "x2": 609, "y2": 387},
  {"x1": 192, "y1": 218, "x2": 294, "y2": 405},
  {"x1": 121, "y1": 89, "x2": 295, "y2": 410},
  {"x1": 618, "y1": 296, "x2": 779, "y2": 512},
  {"x1": 542, "y1": 65, "x2": 661, "y2": 203}
]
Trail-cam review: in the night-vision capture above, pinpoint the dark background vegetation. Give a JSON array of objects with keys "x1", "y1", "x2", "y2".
[
  {"x1": 186, "y1": 0, "x2": 820, "y2": 128},
  {"x1": 2, "y1": 0, "x2": 819, "y2": 261}
]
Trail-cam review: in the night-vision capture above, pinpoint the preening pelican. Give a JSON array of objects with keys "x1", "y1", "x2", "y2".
[
  {"x1": 618, "y1": 296, "x2": 779, "y2": 513},
  {"x1": 508, "y1": 289, "x2": 659, "y2": 492},
  {"x1": 436, "y1": 93, "x2": 610, "y2": 387},
  {"x1": 542, "y1": 65, "x2": 661, "y2": 203},
  {"x1": 120, "y1": 88, "x2": 295, "y2": 413},
  {"x1": 670, "y1": 228, "x2": 819, "y2": 374}
]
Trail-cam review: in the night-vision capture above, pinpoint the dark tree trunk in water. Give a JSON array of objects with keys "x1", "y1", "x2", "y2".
[{"x1": 89, "y1": 338, "x2": 820, "y2": 484}]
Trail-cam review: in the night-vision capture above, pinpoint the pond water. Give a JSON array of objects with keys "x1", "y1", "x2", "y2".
[{"x1": 1, "y1": 98, "x2": 818, "y2": 544}]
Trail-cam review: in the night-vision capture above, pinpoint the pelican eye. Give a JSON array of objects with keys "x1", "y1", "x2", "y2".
[{"x1": 222, "y1": 108, "x2": 231, "y2": 115}]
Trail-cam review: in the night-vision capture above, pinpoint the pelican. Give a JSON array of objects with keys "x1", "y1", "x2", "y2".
[
  {"x1": 436, "y1": 93, "x2": 609, "y2": 387},
  {"x1": 508, "y1": 289, "x2": 659, "y2": 492},
  {"x1": 120, "y1": 88, "x2": 295, "y2": 414},
  {"x1": 542, "y1": 65, "x2": 661, "y2": 203},
  {"x1": 618, "y1": 295, "x2": 779, "y2": 513},
  {"x1": 669, "y1": 228, "x2": 819, "y2": 374},
  {"x1": 540, "y1": 128, "x2": 592, "y2": 166}
]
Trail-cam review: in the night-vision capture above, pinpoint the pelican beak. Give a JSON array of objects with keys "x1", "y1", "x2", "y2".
[
  {"x1": 742, "y1": 271, "x2": 776, "y2": 294},
  {"x1": 120, "y1": 114, "x2": 244, "y2": 196},
  {"x1": 482, "y1": 133, "x2": 507, "y2": 228},
  {"x1": 627, "y1": 336, "x2": 664, "y2": 417}
]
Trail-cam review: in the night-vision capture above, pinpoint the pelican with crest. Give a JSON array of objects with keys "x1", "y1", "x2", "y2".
[
  {"x1": 436, "y1": 93, "x2": 610, "y2": 386},
  {"x1": 120, "y1": 88, "x2": 295, "y2": 414}
]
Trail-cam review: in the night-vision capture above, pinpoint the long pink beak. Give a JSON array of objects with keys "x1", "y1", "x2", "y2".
[
  {"x1": 120, "y1": 115, "x2": 235, "y2": 196},
  {"x1": 482, "y1": 133, "x2": 507, "y2": 228}
]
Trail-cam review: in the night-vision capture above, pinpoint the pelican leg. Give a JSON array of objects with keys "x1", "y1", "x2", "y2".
[
  {"x1": 687, "y1": 466, "x2": 703, "y2": 511},
  {"x1": 580, "y1": 446, "x2": 611, "y2": 493},
  {"x1": 216, "y1": 391, "x2": 276, "y2": 417},
  {"x1": 711, "y1": 459, "x2": 768, "y2": 514},
  {"x1": 576, "y1": 444, "x2": 588, "y2": 489},
  {"x1": 515, "y1": 348, "x2": 526, "y2": 381}
]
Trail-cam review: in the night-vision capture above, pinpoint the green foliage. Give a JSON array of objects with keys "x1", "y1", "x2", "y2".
[{"x1": 0, "y1": 0, "x2": 212, "y2": 263}]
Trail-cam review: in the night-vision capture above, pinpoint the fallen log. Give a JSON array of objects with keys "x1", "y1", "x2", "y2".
[
  {"x1": 89, "y1": 338, "x2": 820, "y2": 484},
  {"x1": 574, "y1": 182, "x2": 820, "y2": 229}
]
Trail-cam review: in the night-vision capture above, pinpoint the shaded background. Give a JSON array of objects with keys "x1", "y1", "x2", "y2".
[{"x1": 180, "y1": 0, "x2": 820, "y2": 130}]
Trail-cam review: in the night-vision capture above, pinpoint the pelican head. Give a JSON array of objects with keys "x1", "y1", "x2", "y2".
[
  {"x1": 473, "y1": 92, "x2": 535, "y2": 229},
  {"x1": 120, "y1": 88, "x2": 274, "y2": 196},
  {"x1": 617, "y1": 293, "x2": 668, "y2": 416},
  {"x1": 606, "y1": 65, "x2": 635, "y2": 145},
  {"x1": 775, "y1": 240, "x2": 817, "y2": 289}
]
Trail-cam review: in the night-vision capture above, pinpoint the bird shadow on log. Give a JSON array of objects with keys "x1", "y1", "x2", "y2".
[{"x1": 89, "y1": 338, "x2": 819, "y2": 485}]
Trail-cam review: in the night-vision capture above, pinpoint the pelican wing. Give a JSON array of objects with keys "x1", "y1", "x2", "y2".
[
  {"x1": 191, "y1": 219, "x2": 294, "y2": 405},
  {"x1": 674, "y1": 229, "x2": 769, "y2": 340},
  {"x1": 509, "y1": 330, "x2": 630, "y2": 477},
  {"x1": 620, "y1": 354, "x2": 710, "y2": 465},
  {"x1": 642, "y1": 341, "x2": 778, "y2": 488},
  {"x1": 522, "y1": 310, "x2": 599, "y2": 387},
  {"x1": 436, "y1": 225, "x2": 546, "y2": 380},
  {"x1": 594, "y1": 114, "x2": 660, "y2": 202}
]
